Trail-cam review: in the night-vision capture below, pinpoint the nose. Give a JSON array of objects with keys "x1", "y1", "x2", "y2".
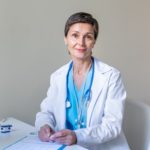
[{"x1": 77, "y1": 36, "x2": 85, "y2": 46}]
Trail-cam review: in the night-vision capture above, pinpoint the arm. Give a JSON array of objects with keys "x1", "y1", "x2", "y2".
[
  {"x1": 35, "y1": 74, "x2": 57, "y2": 133},
  {"x1": 75, "y1": 70, "x2": 127, "y2": 147}
]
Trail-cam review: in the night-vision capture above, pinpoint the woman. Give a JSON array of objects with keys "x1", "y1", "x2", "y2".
[{"x1": 35, "y1": 12, "x2": 127, "y2": 150}]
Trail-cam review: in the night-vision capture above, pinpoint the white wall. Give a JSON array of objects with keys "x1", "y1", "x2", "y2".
[{"x1": 0, "y1": 0, "x2": 150, "y2": 125}]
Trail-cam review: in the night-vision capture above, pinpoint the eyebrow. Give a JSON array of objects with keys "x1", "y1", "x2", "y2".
[{"x1": 71, "y1": 31, "x2": 94, "y2": 35}]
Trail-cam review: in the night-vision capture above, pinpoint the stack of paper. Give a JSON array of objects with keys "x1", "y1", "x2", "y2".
[{"x1": 4, "y1": 135, "x2": 65, "y2": 150}]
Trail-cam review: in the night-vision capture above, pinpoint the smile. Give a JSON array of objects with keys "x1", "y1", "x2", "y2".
[{"x1": 76, "y1": 48, "x2": 86, "y2": 52}]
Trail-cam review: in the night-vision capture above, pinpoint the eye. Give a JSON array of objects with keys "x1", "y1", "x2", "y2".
[
  {"x1": 86, "y1": 34, "x2": 94, "y2": 40},
  {"x1": 72, "y1": 33, "x2": 78, "y2": 38}
]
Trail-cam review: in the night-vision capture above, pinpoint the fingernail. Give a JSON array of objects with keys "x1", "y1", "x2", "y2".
[
  {"x1": 47, "y1": 133, "x2": 50, "y2": 137},
  {"x1": 50, "y1": 135, "x2": 55, "y2": 139}
]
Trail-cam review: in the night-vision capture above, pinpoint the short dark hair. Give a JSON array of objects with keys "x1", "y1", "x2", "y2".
[{"x1": 64, "y1": 12, "x2": 99, "y2": 40}]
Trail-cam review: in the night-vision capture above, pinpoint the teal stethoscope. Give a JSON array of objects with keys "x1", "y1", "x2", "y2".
[{"x1": 66, "y1": 57, "x2": 94, "y2": 128}]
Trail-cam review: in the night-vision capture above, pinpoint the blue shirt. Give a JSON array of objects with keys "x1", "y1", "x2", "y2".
[{"x1": 66, "y1": 63, "x2": 93, "y2": 130}]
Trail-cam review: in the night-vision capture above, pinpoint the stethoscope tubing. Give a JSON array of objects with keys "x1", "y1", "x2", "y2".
[{"x1": 66, "y1": 57, "x2": 94, "y2": 106}]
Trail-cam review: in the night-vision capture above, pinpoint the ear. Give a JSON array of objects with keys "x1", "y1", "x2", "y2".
[{"x1": 64, "y1": 37, "x2": 67, "y2": 45}]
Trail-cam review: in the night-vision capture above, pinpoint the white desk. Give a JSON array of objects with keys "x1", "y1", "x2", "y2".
[
  {"x1": 0, "y1": 118, "x2": 87, "y2": 150},
  {"x1": 0, "y1": 117, "x2": 35, "y2": 150},
  {"x1": 0, "y1": 118, "x2": 130, "y2": 150}
]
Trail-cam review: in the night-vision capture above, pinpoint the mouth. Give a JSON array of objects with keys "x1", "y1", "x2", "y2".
[{"x1": 76, "y1": 48, "x2": 86, "y2": 52}]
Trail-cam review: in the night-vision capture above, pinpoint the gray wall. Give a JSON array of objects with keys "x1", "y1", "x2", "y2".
[{"x1": 0, "y1": 0, "x2": 150, "y2": 125}]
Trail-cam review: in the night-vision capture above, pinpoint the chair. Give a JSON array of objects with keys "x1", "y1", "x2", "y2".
[{"x1": 123, "y1": 99, "x2": 150, "y2": 150}]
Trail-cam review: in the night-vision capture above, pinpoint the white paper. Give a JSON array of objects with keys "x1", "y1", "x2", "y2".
[{"x1": 4, "y1": 135, "x2": 64, "y2": 150}]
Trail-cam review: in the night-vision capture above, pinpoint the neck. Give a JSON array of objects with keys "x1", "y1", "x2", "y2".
[
  {"x1": 72, "y1": 58, "x2": 92, "y2": 90},
  {"x1": 73, "y1": 58, "x2": 92, "y2": 76}
]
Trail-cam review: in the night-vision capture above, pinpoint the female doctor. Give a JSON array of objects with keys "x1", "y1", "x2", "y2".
[{"x1": 35, "y1": 12, "x2": 127, "y2": 150}]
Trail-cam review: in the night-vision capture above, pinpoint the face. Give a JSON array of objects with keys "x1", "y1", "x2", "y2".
[{"x1": 64, "y1": 23, "x2": 96, "y2": 61}]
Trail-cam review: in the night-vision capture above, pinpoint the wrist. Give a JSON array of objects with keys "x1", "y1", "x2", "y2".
[{"x1": 72, "y1": 131, "x2": 77, "y2": 144}]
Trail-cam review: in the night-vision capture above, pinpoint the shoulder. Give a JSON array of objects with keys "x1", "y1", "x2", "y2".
[
  {"x1": 93, "y1": 57, "x2": 120, "y2": 75},
  {"x1": 50, "y1": 61, "x2": 71, "y2": 78},
  {"x1": 93, "y1": 57, "x2": 124, "y2": 86}
]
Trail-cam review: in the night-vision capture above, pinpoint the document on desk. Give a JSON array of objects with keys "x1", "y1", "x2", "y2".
[{"x1": 4, "y1": 135, "x2": 66, "y2": 150}]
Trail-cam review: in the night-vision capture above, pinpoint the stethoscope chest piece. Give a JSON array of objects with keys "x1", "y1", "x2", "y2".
[{"x1": 66, "y1": 100, "x2": 71, "y2": 108}]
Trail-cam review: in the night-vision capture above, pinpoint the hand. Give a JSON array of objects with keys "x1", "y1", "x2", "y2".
[
  {"x1": 50, "y1": 129, "x2": 77, "y2": 145},
  {"x1": 38, "y1": 124, "x2": 55, "y2": 142}
]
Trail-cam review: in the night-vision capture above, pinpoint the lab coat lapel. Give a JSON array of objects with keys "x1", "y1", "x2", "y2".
[{"x1": 87, "y1": 60, "x2": 108, "y2": 126}]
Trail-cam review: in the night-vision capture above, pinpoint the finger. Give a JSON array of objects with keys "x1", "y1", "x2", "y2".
[
  {"x1": 51, "y1": 129, "x2": 70, "y2": 138},
  {"x1": 44, "y1": 125, "x2": 55, "y2": 137},
  {"x1": 39, "y1": 126, "x2": 52, "y2": 142},
  {"x1": 39, "y1": 132, "x2": 49, "y2": 142},
  {"x1": 54, "y1": 136, "x2": 73, "y2": 146},
  {"x1": 54, "y1": 136, "x2": 67, "y2": 143},
  {"x1": 50, "y1": 132, "x2": 64, "y2": 139},
  {"x1": 54, "y1": 131, "x2": 77, "y2": 145}
]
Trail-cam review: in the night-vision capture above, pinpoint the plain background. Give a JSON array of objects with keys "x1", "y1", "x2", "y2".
[{"x1": 0, "y1": 0, "x2": 150, "y2": 125}]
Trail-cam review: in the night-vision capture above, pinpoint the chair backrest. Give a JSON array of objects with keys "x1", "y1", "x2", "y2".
[{"x1": 123, "y1": 100, "x2": 150, "y2": 150}]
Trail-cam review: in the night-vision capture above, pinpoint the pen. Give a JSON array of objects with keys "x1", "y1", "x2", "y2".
[{"x1": 57, "y1": 145, "x2": 66, "y2": 150}]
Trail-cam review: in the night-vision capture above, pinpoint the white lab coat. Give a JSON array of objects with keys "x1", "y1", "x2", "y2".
[{"x1": 35, "y1": 57, "x2": 127, "y2": 150}]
